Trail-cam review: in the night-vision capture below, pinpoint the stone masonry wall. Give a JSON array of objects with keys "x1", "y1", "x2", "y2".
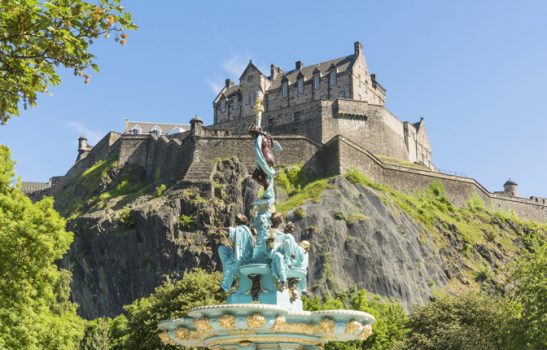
[{"x1": 328, "y1": 136, "x2": 547, "y2": 222}]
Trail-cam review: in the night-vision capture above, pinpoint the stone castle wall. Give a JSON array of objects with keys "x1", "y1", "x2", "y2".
[{"x1": 328, "y1": 136, "x2": 547, "y2": 222}]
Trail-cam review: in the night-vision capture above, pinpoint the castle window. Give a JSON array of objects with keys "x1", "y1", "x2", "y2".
[
  {"x1": 330, "y1": 70, "x2": 337, "y2": 85},
  {"x1": 129, "y1": 125, "x2": 142, "y2": 135},
  {"x1": 232, "y1": 99, "x2": 239, "y2": 110},
  {"x1": 282, "y1": 81, "x2": 288, "y2": 97},
  {"x1": 314, "y1": 76, "x2": 320, "y2": 90},
  {"x1": 220, "y1": 100, "x2": 226, "y2": 113},
  {"x1": 294, "y1": 111, "x2": 301, "y2": 122},
  {"x1": 297, "y1": 78, "x2": 304, "y2": 94},
  {"x1": 339, "y1": 91, "x2": 346, "y2": 98},
  {"x1": 246, "y1": 91, "x2": 256, "y2": 106},
  {"x1": 150, "y1": 126, "x2": 162, "y2": 137}
]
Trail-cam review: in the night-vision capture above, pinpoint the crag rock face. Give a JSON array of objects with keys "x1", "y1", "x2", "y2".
[
  {"x1": 61, "y1": 158, "x2": 250, "y2": 318},
  {"x1": 285, "y1": 177, "x2": 448, "y2": 307},
  {"x1": 58, "y1": 158, "x2": 525, "y2": 318}
]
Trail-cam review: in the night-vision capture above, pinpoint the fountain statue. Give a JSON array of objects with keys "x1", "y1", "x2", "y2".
[{"x1": 158, "y1": 99, "x2": 375, "y2": 349}]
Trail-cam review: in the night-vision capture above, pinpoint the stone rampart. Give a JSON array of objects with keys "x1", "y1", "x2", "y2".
[{"x1": 326, "y1": 136, "x2": 547, "y2": 222}]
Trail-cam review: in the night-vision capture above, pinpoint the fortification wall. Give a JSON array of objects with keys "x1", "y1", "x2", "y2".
[
  {"x1": 118, "y1": 134, "x2": 196, "y2": 186},
  {"x1": 51, "y1": 132, "x2": 121, "y2": 193},
  {"x1": 192, "y1": 135, "x2": 322, "y2": 174},
  {"x1": 328, "y1": 136, "x2": 547, "y2": 222}
]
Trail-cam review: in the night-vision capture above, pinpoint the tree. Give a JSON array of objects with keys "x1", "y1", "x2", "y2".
[
  {"x1": 0, "y1": 0, "x2": 136, "y2": 124},
  {"x1": 113, "y1": 270, "x2": 226, "y2": 350},
  {"x1": 402, "y1": 291, "x2": 517, "y2": 350},
  {"x1": 80, "y1": 318, "x2": 111, "y2": 350},
  {"x1": 0, "y1": 145, "x2": 85, "y2": 349},
  {"x1": 509, "y1": 242, "x2": 547, "y2": 349},
  {"x1": 303, "y1": 289, "x2": 409, "y2": 350}
]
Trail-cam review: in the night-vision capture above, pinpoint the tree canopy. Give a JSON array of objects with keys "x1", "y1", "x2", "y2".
[
  {"x1": 0, "y1": 0, "x2": 136, "y2": 124},
  {"x1": 0, "y1": 145, "x2": 84, "y2": 349}
]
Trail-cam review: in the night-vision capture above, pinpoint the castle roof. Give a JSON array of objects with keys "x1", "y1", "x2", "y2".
[
  {"x1": 504, "y1": 179, "x2": 518, "y2": 186},
  {"x1": 21, "y1": 181, "x2": 50, "y2": 194},
  {"x1": 215, "y1": 51, "x2": 362, "y2": 100},
  {"x1": 268, "y1": 54, "x2": 355, "y2": 90},
  {"x1": 124, "y1": 120, "x2": 190, "y2": 135}
]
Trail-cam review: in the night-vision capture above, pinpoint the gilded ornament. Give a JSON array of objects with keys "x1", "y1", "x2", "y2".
[
  {"x1": 271, "y1": 316, "x2": 286, "y2": 331},
  {"x1": 345, "y1": 320, "x2": 362, "y2": 334},
  {"x1": 194, "y1": 317, "x2": 213, "y2": 332},
  {"x1": 246, "y1": 313, "x2": 266, "y2": 328},
  {"x1": 174, "y1": 328, "x2": 190, "y2": 340},
  {"x1": 319, "y1": 318, "x2": 335, "y2": 333},
  {"x1": 358, "y1": 324, "x2": 373, "y2": 340},
  {"x1": 218, "y1": 314, "x2": 236, "y2": 329},
  {"x1": 159, "y1": 332, "x2": 177, "y2": 346}
]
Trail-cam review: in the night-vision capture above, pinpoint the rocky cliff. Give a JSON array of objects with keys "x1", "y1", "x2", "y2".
[{"x1": 53, "y1": 156, "x2": 545, "y2": 319}]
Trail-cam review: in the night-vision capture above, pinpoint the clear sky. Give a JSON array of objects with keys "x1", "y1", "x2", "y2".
[{"x1": 1, "y1": 0, "x2": 546, "y2": 198}]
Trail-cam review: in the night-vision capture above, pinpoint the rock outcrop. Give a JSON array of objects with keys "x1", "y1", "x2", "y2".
[{"x1": 55, "y1": 158, "x2": 539, "y2": 318}]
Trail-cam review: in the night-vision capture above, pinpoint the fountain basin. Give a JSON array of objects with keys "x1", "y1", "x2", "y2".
[{"x1": 158, "y1": 304, "x2": 375, "y2": 349}]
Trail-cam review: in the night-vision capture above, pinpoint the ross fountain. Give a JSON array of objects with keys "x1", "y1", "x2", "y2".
[{"x1": 158, "y1": 100, "x2": 375, "y2": 349}]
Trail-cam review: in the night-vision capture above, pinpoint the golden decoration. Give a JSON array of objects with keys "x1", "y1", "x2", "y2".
[
  {"x1": 174, "y1": 328, "x2": 190, "y2": 340},
  {"x1": 218, "y1": 314, "x2": 236, "y2": 329},
  {"x1": 159, "y1": 332, "x2": 177, "y2": 346},
  {"x1": 207, "y1": 335, "x2": 319, "y2": 348},
  {"x1": 271, "y1": 316, "x2": 317, "y2": 335},
  {"x1": 194, "y1": 317, "x2": 213, "y2": 332},
  {"x1": 246, "y1": 313, "x2": 266, "y2": 328},
  {"x1": 319, "y1": 318, "x2": 336, "y2": 333},
  {"x1": 271, "y1": 316, "x2": 286, "y2": 331},
  {"x1": 358, "y1": 325, "x2": 373, "y2": 340},
  {"x1": 345, "y1": 320, "x2": 362, "y2": 335}
]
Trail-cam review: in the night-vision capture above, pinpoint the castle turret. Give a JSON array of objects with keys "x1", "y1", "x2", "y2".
[
  {"x1": 77, "y1": 135, "x2": 91, "y2": 162},
  {"x1": 190, "y1": 115, "x2": 203, "y2": 136},
  {"x1": 503, "y1": 179, "x2": 518, "y2": 197}
]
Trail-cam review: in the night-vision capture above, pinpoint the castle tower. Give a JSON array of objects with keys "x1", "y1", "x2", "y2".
[
  {"x1": 503, "y1": 179, "x2": 518, "y2": 197},
  {"x1": 77, "y1": 135, "x2": 90, "y2": 162}
]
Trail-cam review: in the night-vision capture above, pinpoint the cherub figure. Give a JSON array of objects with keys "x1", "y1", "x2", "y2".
[{"x1": 218, "y1": 214, "x2": 254, "y2": 291}]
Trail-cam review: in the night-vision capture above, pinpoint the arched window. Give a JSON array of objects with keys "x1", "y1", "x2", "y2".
[
  {"x1": 298, "y1": 78, "x2": 304, "y2": 94},
  {"x1": 330, "y1": 70, "x2": 337, "y2": 86},
  {"x1": 313, "y1": 76, "x2": 320, "y2": 90},
  {"x1": 282, "y1": 81, "x2": 288, "y2": 97}
]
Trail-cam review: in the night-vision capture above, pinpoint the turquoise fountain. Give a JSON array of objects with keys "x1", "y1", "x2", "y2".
[{"x1": 158, "y1": 100, "x2": 375, "y2": 349}]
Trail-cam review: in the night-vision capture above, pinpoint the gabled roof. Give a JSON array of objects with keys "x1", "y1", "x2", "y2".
[
  {"x1": 269, "y1": 55, "x2": 355, "y2": 90},
  {"x1": 239, "y1": 60, "x2": 267, "y2": 80},
  {"x1": 21, "y1": 181, "x2": 51, "y2": 194},
  {"x1": 124, "y1": 120, "x2": 190, "y2": 134}
]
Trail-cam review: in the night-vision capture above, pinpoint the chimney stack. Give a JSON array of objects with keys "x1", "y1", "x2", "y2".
[
  {"x1": 295, "y1": 61, "x2": 303, "y2": 70},
  {"x1": 354, "y1": 41, "x2": 363, "y2": 56}
]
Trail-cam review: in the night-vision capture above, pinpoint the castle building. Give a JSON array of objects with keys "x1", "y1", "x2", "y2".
[
  {"x1": 20, "y1": 41, "x2": 547, "y2": 223},
  {"x1": 123, "y1": 119, "x2": 190, "y2": 136},
  {"x1": 212, "y1": 41, "x2": 433, "y2": 169}
]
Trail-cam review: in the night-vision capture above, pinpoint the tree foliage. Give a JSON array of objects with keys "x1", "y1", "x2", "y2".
[
  {"x1": 402, "y1": 291, "x2": 517, "y2": 350},
  {"x1": 0, "y1": 0, "x2": 136, "y2": 123},
  {"x1": 509, "y1": 241, "x2": 547, "y2": 349},
  {"x1": 303, "y1": 289, "x2": 409, "y2": 350},
  {"x1": 113, "y1": 269, "x2": 226, "y2": 350},
  {"x1": 0, "y1": 145, "x2": 84, "y2": 349}
]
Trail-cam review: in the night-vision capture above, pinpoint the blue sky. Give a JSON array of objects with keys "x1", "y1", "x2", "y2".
[{"x1": 1, "y1": 0, "x2": 546, "y2": 198}]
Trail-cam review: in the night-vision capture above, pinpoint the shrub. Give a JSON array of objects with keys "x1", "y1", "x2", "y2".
[
  {"x1": 119, "y1": 207, "x2": 135, "y2": 228},
  {"x1": 155, "y1": 184, "x2": 167, "y2": 197},
  {"x1": 179, "y1": 214, "x2": 195, "y2": 229},
  {"x1": 294, "y1": 207, "x2": 305, "y2": 219}
]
